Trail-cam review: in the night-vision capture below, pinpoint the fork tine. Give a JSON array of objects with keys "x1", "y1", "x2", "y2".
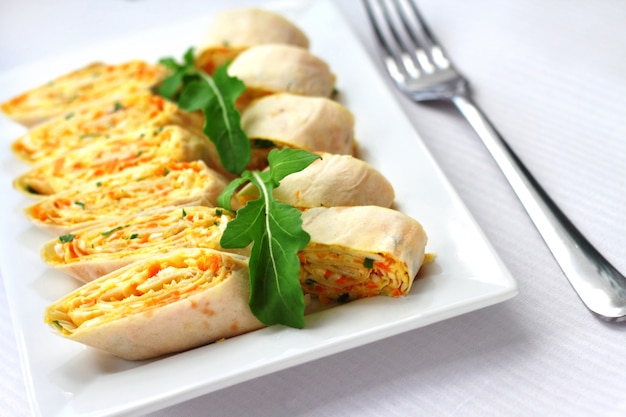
[
  {"x1": 390, "y1": 0, "x2": 436, "y2": 73},
  {"x1": 399, "y1": 0, "x2": 452, "y2": 69},
  {"x1": 362, "y1": 0, "x2": 410, "y2": 84}
]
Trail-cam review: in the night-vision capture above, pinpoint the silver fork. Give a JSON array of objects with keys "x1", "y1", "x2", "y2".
[{"x1": 363, "y1": 0, "x2": 626, "y2": 322}]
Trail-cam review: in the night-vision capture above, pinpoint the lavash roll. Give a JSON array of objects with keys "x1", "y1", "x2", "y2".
[
  {"x1": 1, "y1": 61, "x2": 169, "y2": 128},
  {"x1": 241, "y1": 94, "x2": 355, "y2": 170},
  {"x1": 41, "y1": 206, "x2": 247, "y2": 283},
  {"x1": 228, "y1": 44, "x2": 336, "y2": 110},
  {"x1": 237, "y1": 152, "x2": 395, "y2": 208},
  {"x1": 44, "y1": 248, "x2": 263, "y2": 360},
  {"x1": 298, "y1": 206, "x2": 428, "y2": 303},
  {"x1": 10, "y1": 93, "x2": 203, "y2": 164},
  {"x1": 14, "y1": 125, "x2": 217, "y2": 197},
  {"x1": 195, "y1": 8, "x2": 309, "y2": 74},
  {"x1": 24, "y1": 160, "x2": 227, "y2": 235}
]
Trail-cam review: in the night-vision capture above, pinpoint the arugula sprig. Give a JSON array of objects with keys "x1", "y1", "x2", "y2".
[
  {"x1": 158, "y1": 48, "x2": 250, "y2": 174},
  {"x1": 218, "y1": 149, "x2": 321, "y2": 328},
  {"x1": 158, "y1": 49, "x2": 319, "y2": 328}
]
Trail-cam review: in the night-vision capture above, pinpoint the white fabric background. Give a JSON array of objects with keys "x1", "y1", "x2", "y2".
[{"x1": 1, "y1": 0, "x2": 625, "y2": 416}]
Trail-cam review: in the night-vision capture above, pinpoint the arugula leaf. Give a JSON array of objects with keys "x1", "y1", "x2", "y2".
[
  {"x1": 179, "y1": 66, "x2": 250, "y2": 174},
  {"x1": 158, "y1": 48, "x2": 198, "y2": 100},
  {"x1": 219, "y1": 149, "x2": 321, "y2": 328},
  {"x1": 158, "y1": 48, "x2": 250, "y2": 175}
]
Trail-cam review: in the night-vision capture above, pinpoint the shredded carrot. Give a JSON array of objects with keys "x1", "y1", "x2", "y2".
[
  {"x1": 197, "y1": 254, "x2": 221, "y2": 273},
  {"x1": 147, "y1": 262, "x2": 161, "y2": 278},
  {"x1": 374, "y1": 261, "x2": 391, "y2": 272}
]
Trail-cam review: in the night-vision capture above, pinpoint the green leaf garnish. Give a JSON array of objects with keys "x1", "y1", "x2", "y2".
[
  {"x1": 158, "y1": 48, "x2": 250, "y2": 175},
  {"x1": 179, "y1": 66, "x2": 249, "y2": 174},
  {"x1": 218, "y1": 149, "x2": 320, "y2": 328}
]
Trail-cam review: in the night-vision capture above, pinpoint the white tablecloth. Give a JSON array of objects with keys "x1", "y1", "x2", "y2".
[{"x1": 1, "y1": 1, "x2": 625, "y2": 416}]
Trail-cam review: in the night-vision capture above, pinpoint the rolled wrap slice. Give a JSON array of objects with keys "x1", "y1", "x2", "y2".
[
  {"x1": 238, "y1": 152, "x2": 395, "y2": 208},
  {"x1": 299, "y1": 206, "x2": 428, "y2": 303},
  {"x1": 241, "y1": 94, "x2": 356, "y2": 170},
  {"x1": 1, "y1": 61, "x2": 169, "y2": 127},
  {"x1": 11, "y1": 93, "x2": 203, "y2": 164},
  {"x1": 41, "y1": 206, "x2": 247, "y2": 283},
  {"x1": 44, "y1": 248, "x2": 264, "y2": 361},
  {"x1": 195, "y1": 8, "x2": 309, "y2": 74},
  {"x1": 14, "y1": 125, "x2": 218, "y2": 197},
  {"x1": 228, "y1": 44, "x2": 335, "y2": 110},
  {"x1": 24, "y1": 160, "x2": 227, "y2": 235}
]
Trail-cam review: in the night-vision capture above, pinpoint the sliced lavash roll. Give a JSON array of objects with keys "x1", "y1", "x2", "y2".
[
  {"x1": 44, "y1": 248, "x2": 264, "y2": 360},
  {"x1": 298, "y1": 206, "x2": 428, "y2": 303},
  {"x1": 195, "y1": 8, "x2": 309, "y2": 74},
  {"x1": 41, "y1": 206, "x2": 248, "y2": 283},
  {"x1": 14, "y1": 125, "x2": 217, "y2": 197},
  {"x1": 11, "y1": 93, "x2": 203, "y2": 164},
  {"x1": 24, "y1": 160, "x2": 227, "y2": 236},
  {"x1": 241, "y1": 94, "x2": 355, "y2": 170},
  {"x1": 227, "y1": 44, "x2": 336, "y2": 110},
  {"x1": 1, "y1": 61, "x2": 170, "y2": 127},
  {"x1": 237, "y1": 152, "x2": 395, "y2": 208}
]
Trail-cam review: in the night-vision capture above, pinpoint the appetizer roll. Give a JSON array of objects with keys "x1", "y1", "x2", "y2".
[
  {"x1": 241, "y1": 94, "x2": 356, "y2": 170},
  {"x1": 14, "y1": 125, "x2": 217, "y2": 197},
  {"x1": 24, "y1": 160, "x2": 227, "y2": 235},
  {"x1": 45, "y1": 248, "x2": 264, "y2": 360},
  {"x1": 11, "y1": 93, "x2": 203, "y2": 164},
  {"x1": 238, "y1": 152, "x2": 395, "y2": 208},
  {"x1": 1, "y1": 61, "x2": 169, "y2": 127},
  {"x1": 41, "y1": 206, "x2": 247, "y2": 283},
  {"x1": 228, "y1": 45, "x2": 336, "y2": 109},
  {"x1": 195, "y1": 8, "x2": 309, "y2": 74},
  {"x1": 299, "y1": 206, "x2": 428, "y2": 303}
]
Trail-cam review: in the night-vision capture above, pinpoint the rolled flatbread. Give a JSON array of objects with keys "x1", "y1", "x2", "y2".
[
  {"x1": 10, "y1": 93, "x2": 203, "y2": 164},
  {"x1": 228, "y1": 44, "x2": 336, "y2": 109},
  {"x1": 241, "y1": 94, "x2": 356, "y2": 170},
  {"x1": 41, "y1": 206, "x2": 248, "y2": 283},
  {"x1": 44, "y1": 248, "x2": 264, "y2": 360},
  {"x1": 238, "y1": 152, "x2": 395, "y2": 208},
  {"x1": 24, "y1": 160, "x2": 227, "y2": 235},
  {"x1": 195, "y1": 8, "x2": 309, "y2": 74},
  {"x1": 1, "y1": 61, "x2": 169, "y2": 127},
  {"x1": 299, "y1": 206, "x2": 428, "y2": 303},
  {"x1": 14, "y1": 125, "x2": 218, "y2": 197}
]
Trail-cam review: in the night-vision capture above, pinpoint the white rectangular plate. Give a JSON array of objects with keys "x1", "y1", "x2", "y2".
[{"x1": 0, "y1": 1, "x2": 517, "y2": 416}]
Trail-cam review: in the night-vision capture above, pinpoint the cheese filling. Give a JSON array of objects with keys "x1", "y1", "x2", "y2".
[{"x1": 46, "y1": 250, "x2": 238, "y2": 334}]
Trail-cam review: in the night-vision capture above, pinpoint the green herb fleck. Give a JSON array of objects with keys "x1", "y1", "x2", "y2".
[
  {"x1": 182, "y1": 208, "x2": 187, "y2": 218},
  {"x1": 64, "y1": 112, "x2": 75, "y2": 120},
  {"x1": 79, "y1": 133, "x2": 99, "y2": 140},
  {"x1": 96, "y1": 181, "x2": 102, "y2": 187},
  {"x1": 363, "y1": 257, "x2": 375, "y2": 268},
  {"x1": 127, "y1": 233, "x2": 139, "y2": 240},
  {"x1": 102, "y1": 226, "x2": 122, "y2": 237},
  {"x1": 113, "y1": 101, "x2": 124, "y2": 111},
  {"x1": 74, "y1": 201, "x2": 85, "y2": 209},
  {"x1": 163, "y1": 167, "x2": 170, "y2": 176},
  {"x1": 24, "y1": 185, "x2": 41, "y2": 195},
  {"x1": 59, "y1": 234, "x2": 75, "y2": 243}
]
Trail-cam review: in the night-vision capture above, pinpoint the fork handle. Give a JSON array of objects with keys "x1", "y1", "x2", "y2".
[{"x1": 451, "y1": 94, "x2": 626, "y2": 322}]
